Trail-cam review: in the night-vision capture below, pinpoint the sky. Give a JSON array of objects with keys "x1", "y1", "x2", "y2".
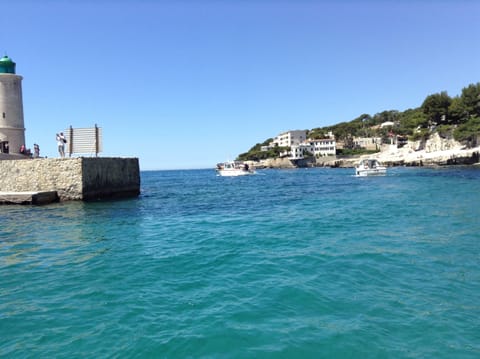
[{"x1": 2, "y1": 0, "x2": 479, "y2": 170}]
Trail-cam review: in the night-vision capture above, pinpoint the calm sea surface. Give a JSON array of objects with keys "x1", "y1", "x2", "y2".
[{"x1": 1, "y1": 167, "x2": 480, "y2": 358}]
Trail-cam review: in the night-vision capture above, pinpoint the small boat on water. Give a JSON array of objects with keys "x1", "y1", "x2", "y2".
[
  {"x1": 216, "y1": 161, "x2": 255, "y2": 177},
  {"x1": 355, "y1": 158, "x2": 387, "y2": 176}
]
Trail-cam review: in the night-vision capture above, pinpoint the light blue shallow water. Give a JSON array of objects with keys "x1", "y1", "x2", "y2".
[{"x1": 1, "y1": 167, "x2": 480, "y2": 358}]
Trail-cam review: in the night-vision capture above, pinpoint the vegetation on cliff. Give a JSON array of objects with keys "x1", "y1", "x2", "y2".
[
  {"x1": 238, "y1": 82, "x2": 480, "y2": 161},
  {"x1": 313, "y1": 83, "x2": 480, "y2": 146},
  {"x1": 237, "y1": 139, "x2": 290, "y2": 162}
]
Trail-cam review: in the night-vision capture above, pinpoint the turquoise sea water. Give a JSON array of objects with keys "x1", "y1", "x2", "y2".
[{"x1": 1, "y1": 167, "x2": 480, "y2": 358}]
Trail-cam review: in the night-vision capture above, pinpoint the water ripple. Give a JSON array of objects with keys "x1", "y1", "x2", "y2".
[{"x1": 1, "y1": 167, "x2": 480, "y2": 358}]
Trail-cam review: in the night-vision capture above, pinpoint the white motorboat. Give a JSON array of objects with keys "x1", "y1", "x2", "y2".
[
  {"x1": 355, "y1": 158, "x2": 387, "y2": 176},
  {"x1": 216, "y1": 161, "x2": 255, "y2": 177}
]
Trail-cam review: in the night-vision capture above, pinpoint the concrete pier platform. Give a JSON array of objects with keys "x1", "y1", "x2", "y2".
[
  {"x1": 0, "y1": 157, "x2": 140, "y2": 201},
  {"x1": 0, "y1": 191, "x2": 59, "y2": 205}
]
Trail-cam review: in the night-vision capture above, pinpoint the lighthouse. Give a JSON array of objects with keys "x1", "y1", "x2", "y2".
[{"x1": 0, "y1": 55, "x2": 25, "y2": 155}]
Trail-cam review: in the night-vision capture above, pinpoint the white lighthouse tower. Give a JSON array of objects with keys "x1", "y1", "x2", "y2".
[{"x1": 0, "y1": 55, "x2": 25, "y2": 155}]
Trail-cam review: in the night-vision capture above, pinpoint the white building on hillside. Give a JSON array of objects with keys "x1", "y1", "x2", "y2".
[
  {"x1": 289, "y1": 138, "x2": 337, "y2": 160},
  {"x1": 310, "y1": 138, "x2": 336, "y2": 157},
  {"x1": 289, "y1": 143, "x2": 314, "y2": 159},
  {"x1": 380, "y1": 121, "x2": 395, "y2": 128},
  {"x1": 265, "y1": 130, "x2": 336, "y2": 159},
  {"x1": 270, "y1": 130, "x2": 307, "y2": 148}
]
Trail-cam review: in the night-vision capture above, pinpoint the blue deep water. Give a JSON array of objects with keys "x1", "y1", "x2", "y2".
[{"x1": 1, "y1": 166, "x2": 480, "y2": 358}]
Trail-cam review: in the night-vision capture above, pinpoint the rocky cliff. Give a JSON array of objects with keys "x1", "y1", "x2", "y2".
[{"x1": 372, "y1": 133, "x2": 480, "y2": 166}]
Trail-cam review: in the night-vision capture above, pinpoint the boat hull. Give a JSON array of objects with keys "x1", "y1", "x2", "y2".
[
  {"x1": 217, "y1": 169, "x2": 255, "y2": 177},
  {"x1": 355, "y1": 168, "x2": 387, "y2": 176},
  {"x1": 216, "y1": 160, "x2": 255, "y2": 177},
  {"x1": 355, "y1": 158, "x2": 387, "y2": 176}
]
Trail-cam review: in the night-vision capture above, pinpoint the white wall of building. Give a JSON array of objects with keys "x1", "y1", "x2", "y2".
[
  {"x1": 271, "y1": 130, "x2": 307, "y2": 148},
  {"x1": 310, "y1": 139, "x2": 336, "y2": 157},
  {"x1": 289, "y1": 143, "x2": 314, "y2": 159}
]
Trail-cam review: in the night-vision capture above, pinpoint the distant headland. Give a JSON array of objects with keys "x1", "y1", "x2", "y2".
[{"x1": 238, "y1": 82, "x2": 480, "y2": 169}]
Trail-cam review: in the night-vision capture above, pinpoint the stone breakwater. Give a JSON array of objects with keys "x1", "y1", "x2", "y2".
[{"x1": 0, "y1": 157, "x2": 140, "y2": 201}]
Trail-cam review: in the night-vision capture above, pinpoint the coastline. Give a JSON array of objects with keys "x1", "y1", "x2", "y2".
[
  {"x1": 367, "y1": 144, "x2": 480, "y2": 167},
  {"x1": 250, "y1": 133, "x2": 480, "y2": 169}
]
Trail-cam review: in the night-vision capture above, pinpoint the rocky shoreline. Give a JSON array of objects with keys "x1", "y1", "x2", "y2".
[{"x1": 249, "y1": 133, "x2": 480, "y2": 169}]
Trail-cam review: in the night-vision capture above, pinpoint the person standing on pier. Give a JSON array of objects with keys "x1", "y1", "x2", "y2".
[
  {"x1": 33, "y1": 143, "x2": 40, "y2": 158},
  {"x1": 56, "y1": 132, "x2": 66, "y2": 158}
]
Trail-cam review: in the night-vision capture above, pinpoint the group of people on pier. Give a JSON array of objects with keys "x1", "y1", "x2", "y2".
[{"x1": 9, "y1": 131, "x2": 66, "y2": 159}]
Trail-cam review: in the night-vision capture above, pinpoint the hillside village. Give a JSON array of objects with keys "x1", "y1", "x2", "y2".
[
  {"x1": 238, "y1": 82, "x2": 480, "y2": 168},
  {"x1": 240, "y1": 126, "x2": 480, "y2": 169},
  {"x1": 254, "y1": 124, "x2": 395, "y2": 161}
]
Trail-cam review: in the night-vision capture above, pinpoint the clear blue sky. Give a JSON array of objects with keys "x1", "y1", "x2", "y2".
[{"x1": 2, "y1": 0, "x2": 479, "y2": 170}]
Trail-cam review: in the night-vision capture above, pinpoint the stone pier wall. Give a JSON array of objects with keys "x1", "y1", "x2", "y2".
[
  {"x1": 0, "y1": 157, "x2": 140, "y2": 201},
  {"x1": 81, "y1": 157, "x2": 140, "y2": 200}
]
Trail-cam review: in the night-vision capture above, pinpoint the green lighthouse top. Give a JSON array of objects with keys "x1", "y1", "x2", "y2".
[{"x1": 0, "y1": 55, "x2": 16, "y2": 74}]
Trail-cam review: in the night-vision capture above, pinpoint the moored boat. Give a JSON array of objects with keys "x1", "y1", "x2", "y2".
[
  {"x1": 216, "y1": 161, "x2": 255, "y2": 176},
  {"x1": 355, "y1": 158, "x2": 387, "y2": 176}
]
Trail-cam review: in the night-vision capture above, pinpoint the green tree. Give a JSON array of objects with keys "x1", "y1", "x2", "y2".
[
  {"x1": 308, "y1": 128, "x2": 329, "y2": 139},
  {"x1": 237, "y1": 141, "x2": 290, "y2": 161},
  {"x1": 397, "y1": 108, "x2": 428, "y2": 135},
  {"x1": 448, "y1": 96, "x2": 468, "y2": 124},
  {"x1": 422, "y1": 91, "x2": 452, "y2": 125},
  {"x1": 372, "y1": 110, "x2": 400, "y2": 125},
  {"x1": 459, "y1": 83, "x2": 480, "y2": 118}
]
